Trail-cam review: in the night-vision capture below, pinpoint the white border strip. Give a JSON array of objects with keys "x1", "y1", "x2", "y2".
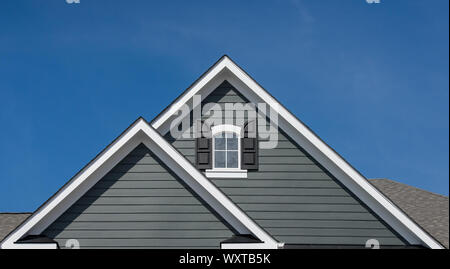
[{"x1": 221, "y1": 243, "x2": 279, "y2": 249}]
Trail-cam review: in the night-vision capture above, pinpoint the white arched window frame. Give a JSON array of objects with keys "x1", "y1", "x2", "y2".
[{"x1": 205, "y1": 124, "x2": 248, "y2": 178}]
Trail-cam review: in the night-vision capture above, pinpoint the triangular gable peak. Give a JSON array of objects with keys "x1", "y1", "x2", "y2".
[
  {"x1": 151, "y1": 55, "x2": 443, "y2": 249},
  {"x1": 1, "y1": 118, "x2": 278, "y2": 249}
]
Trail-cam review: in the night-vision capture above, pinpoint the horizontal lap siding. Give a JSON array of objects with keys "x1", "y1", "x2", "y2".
[
  {"x1": 52, "y1": 238, "x2": 225, "y2": 248},
  {"x1": 43, "y1": 144, "x2": 234, "y2": 249},
  {"x1": 167, "y1": 81, "x2": 406, "y2": 246}
]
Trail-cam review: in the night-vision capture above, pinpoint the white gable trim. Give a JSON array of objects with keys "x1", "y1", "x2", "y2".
[
  {"x1": 221, "y1": 242, "x2": 281, "y2": 249},
  {"x1": 151, "y1": 56, "x2": 444, "y2": 249},
  {"x1": 0, "y1": 118, "x2": 278, "y2": 249}
]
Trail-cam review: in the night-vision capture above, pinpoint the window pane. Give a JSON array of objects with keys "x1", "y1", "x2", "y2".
[
  {"x1": 214, "y1": 151, "x2": 226, "y2": 168},
  {"x1": 227, "y1": 137, "x2": 238, "y2": 150},
  {"x1": 225, "y1": 132, "x2": 237, "y2": 138},
  {"x1": 227, "y1": 151, "x2": 238, "y2": 168},
  {"x1": 214, "y1": 136, "x2": 225, "y2": 150}
]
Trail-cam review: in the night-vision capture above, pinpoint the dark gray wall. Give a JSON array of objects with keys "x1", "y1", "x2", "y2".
[
  {"x1": 166, "y1": 81, "x2": 407, "y2": 246},
  {"x1": 43, "y1": 143, "x2": 236, "y2": 249}
]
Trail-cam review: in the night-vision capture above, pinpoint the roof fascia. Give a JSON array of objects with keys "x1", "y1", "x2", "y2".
[
  {"x1": 0, "y1": 118, "x2": 146, "y2": 249},
  {"x1": 1, "y1": 118, "x2": 279, "y2": 249},
  {"x1": 150, "y1": 56, "x2": 444, "y2": 249}
]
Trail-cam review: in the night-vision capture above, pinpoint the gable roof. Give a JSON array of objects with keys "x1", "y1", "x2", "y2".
[
  {"x1": 369, "y1": 179, "x2": 449, "y2": 248},
  {"x1": 1, "y1": 56, "x2": 445, "y2": 249},
  {"x1": 150, "y1": 55, "x2": 444, "y2": 249},
  {"x1": 0, "y1": 118, "x2": 278, "y2": 249}
]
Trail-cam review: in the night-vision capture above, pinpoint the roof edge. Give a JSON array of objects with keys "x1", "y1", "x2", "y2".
[
  {"x1": 149, "y1": 55, "x2": 445, "y2": 249},
  {"x1": 1, "y1": 117, "x2": 278, "y2": 249}
]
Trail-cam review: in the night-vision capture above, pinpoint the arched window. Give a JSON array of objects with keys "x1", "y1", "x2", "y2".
[{"x1": 211, "y1": 125, "x2": 241, "y2": 170}]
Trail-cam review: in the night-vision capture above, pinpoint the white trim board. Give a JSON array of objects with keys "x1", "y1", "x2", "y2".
[
  {"x1": 151, "y1": 55, "x2": 444, "y2": 249},
  {"x1": 0, "y1": 118, "x2": 278, "y2": 249},
  {"x1": 221, "y1": 243, "x2": 280, "y2": 249}
]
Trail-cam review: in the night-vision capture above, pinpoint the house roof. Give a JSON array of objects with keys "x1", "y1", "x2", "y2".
[
  {"x1": 0, "y1": 213, "x2": 30, "y2": 242},
  {"x1": 149, "y1": 55, "x2": 444, "y2": 249},
  {"x1": 0, "y1": 56, "x2": 447, "y2": 249},
  {"x1": 369, "y1": 179, "x2": 449, "y2": 248},
  {"x1": 0, "y1": 118, "x2": 278, "y2": 249}
]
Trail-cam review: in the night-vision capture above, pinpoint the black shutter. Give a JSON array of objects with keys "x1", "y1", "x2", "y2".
[
  {"x1": 195, "y1": 120, "x2": 212, "y2": 169},
  {"x1": 241, "y1": 120, "x2": 258, "y2": 170}
]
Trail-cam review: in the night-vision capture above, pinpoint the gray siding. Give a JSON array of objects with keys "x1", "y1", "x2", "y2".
[
  {"x1": 43, "y1": 143, "x2": 235, "y2": 249},
  {"x1": 166, "y1": 81, "x2": 407, "y2": 246}
]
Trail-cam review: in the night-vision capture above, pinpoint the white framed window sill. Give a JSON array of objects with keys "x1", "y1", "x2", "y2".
[{"x1": 205, "y1": 169, "x2": 248, "y2": 178}]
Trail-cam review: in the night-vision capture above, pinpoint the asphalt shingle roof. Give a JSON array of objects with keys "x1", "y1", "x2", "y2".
[
  {"x1": 369, "y1": 178, "x2": 449, "y2": 248},
  {"x1": 0, "y1": 213, "x2": 31, "y2": 242}
]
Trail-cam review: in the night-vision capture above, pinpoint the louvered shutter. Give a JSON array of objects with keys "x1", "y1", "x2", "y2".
[
  {"x1": 195, "y1": 120, "x2": 212, "y2": 169},
  {"x1": 241, "y1": 120, "x2": 258, "y2": 170}
]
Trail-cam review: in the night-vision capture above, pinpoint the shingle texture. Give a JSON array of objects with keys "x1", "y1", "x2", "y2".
[
  {"x1": 369, "y1": 179, "x2": 449, "y2": 248},
  {"x1": 0, "y1": 213, "x2": 31, "y2": 241}
]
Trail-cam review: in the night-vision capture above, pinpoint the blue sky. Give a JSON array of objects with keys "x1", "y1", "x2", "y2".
[{"x1": 0, "y1": 0, "x2": 448, "y2": 212}]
